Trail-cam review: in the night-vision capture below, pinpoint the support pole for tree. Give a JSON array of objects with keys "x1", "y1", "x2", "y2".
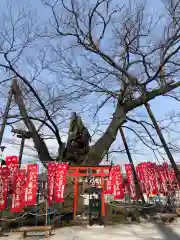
[
  {"x1": 119, "y1": 126, "x2": 145, "y2": 203},
  {"x1": 144, "y1": 102, "x2": 180, "y2": 182},
  {"x1": 0, "y1": 89, "x2": 12, "y2": 223},
  {"x1": 0, "y1": 89, "x2": 13, "y2": 145},
  {"x1": 45, "y1": 198, "x2": 48, "y2": 226}
]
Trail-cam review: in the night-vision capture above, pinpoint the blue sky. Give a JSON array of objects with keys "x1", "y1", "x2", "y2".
[{"x1": 0, "y1": 0, "x2": 179, "y2": 168}]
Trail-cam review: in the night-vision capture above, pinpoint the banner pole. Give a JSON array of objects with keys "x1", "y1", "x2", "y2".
[{"x1": 45, "y1": 198, "x2": 48, "y2": 226}]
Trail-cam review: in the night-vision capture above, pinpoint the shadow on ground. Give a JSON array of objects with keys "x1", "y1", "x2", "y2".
[{"x1": 155, "y1": 222, "x2": 180, "y2": 240}]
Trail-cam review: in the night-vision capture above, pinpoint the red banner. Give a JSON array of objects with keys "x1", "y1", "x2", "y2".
[
  {"x1": 168, "y1": 168, "x2": 178, "y2": 190},
  {"x1": 6, "y1": 156, "x2": 19, "y2": 192},
  {"x1": 25, "y1": 164, "x2": 38, "y2": 206},
  {"x1": 105, "y1": 166, "x2": 115, "y2": 194},
  {"x1": 162, "y1": 163, "x2": 169, "y2": 182},
  {"x1": 48, "y1": 162, "x2": 57, "y2": 205},
  {"x1": 0, "y1": 167, "x2": 9, "y2": 211},
  {"x1": 157, "y1": 165, "x2": 168, "y2": 194},
  {"x1": 11, "y1": 169, "x2": 26, "y2": 212},
  {"x1": 162, "y1": 163, "x2": 179, "y2": 191},
  {"x1": 54, "y1": 163, "x2": 68, "y2": 202},
  {"x1": 136, "y1": 164, "x2": 145, "y2": 193},
  {"x1": 113, "y1": 165, "x2": 124, "y2": 199},
  {"x1": 147, "y1": 162, "x2": 158, "y2": 195},
  {"x1": 123, "y1": 180, "x2": 130, "y2": 196},
  {"x1": 125, "y1": 164, "x2": 137, "y2": 200},
  {"x1": 140, "y1": 162, "x2": 151, "y2": 196}
]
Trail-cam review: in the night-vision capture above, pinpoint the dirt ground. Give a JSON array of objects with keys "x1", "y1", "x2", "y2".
[{"x1": 2, "y1": 220, "x2": 180, "y2": 240}]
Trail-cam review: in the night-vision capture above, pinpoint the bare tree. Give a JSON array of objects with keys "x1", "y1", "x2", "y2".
[
  {"x1": 0, "y1": 0, "x2": 179, "y2": 174},
  {"x1": 39, "y1": 0, "x2": 179, "y2": 161}
]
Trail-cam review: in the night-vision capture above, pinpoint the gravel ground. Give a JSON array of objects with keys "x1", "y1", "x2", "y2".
[{"x1": 2, "y1": 221, "x2": 180, "y2": 240}]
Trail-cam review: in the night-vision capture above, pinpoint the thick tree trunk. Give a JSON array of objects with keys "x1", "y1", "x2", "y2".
[
  {"x1": 145, "y1": 102, "x2": 180, "y2": 183},
  {"x1": 12, "y1": 78, "x2": 53, "y2": 166},
  {"x1": 82, "y1": 105, "x2": 126, "y2": 165},
  {"x1": 119, "y1": 126, "x2": 145, "y2": 203}
]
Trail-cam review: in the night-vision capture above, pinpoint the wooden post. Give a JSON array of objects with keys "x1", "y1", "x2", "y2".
[
  {"x1": 119, "y1": 127, "x2": 145, "y2": 203},
  {"x1": 0, "y1": 146, "x2": 6, "y2": 230},
  {"x1": 12, "y1": 129, "x2": 31, "y2": 168},
  {"x1": 73, "y1": 168, "x2": 78, "y2": 220},
  {"x1": 45, "y1": 198, "x2": 48, "y2": 226},
  {"x1": 0, "y1": 90, "x2": 13, "y2": 145},
  {"x1": 145, "y1": 102, "x2": 180, "y2": 182},
  {"x1": 100, "y1": 168, "x2": 105, "y2": 218}
]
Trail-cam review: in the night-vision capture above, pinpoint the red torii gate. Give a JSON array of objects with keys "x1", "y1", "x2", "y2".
[{"x1": 67, "y1": 165, "x2": 111, "y2": 219}]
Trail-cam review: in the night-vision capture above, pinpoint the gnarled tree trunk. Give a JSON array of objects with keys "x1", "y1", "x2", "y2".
[{"x1": 12, "y1": 78, "x2": 53, "y2": 165}]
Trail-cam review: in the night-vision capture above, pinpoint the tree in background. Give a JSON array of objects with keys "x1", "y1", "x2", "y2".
[{"x1": 0, "y1": 0, "x2": 179, "y2": 172}]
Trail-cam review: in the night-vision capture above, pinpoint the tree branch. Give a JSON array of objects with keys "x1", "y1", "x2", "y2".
[
  {"x1": 125, "y1": 81, "x2": 180, "y2": 111},
  {"x1": 11, "y1": 77, "x2": 53, "y2": 166},
  {"x1": 0, "y1": 63, "x2": 63, "y2": 148}
]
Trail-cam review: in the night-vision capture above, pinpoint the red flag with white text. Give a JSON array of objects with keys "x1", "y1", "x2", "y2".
[
  {"x1": 11, "y1": 169, "x2": 26, "y2": 212},
  {"x1": 105, "y1": 166, "x2": 116, "y2": 194},
  {"x1": 6, "y1": 156, "x2": 19, "y2": 192},
  {"x1": 125, "y1": 164, "x2": 137, "y2": 200},
  {"x1": 48, "y1": 162, "x2": 57, "y2": 205},
  {"x1": 25, "y1": 164, "x2": 38, "y2": 206},
  {"x1": 54, "y1": 163, "x2": 68, "y2": 202},
  {"x1": 147, "y1": 162, "x2": 158, "y2": 195},
  {"x1": 0, "y1": 167, "x2": 9, "y2": 211},
  {"x1": 140, "y1": 162, "x2": 150, "y2": 196},
  {"x1": 162, "y1": 162, "x2": 173, "y2": 191},
  {"x1": 136, "y1": 164, "x2": 145, "y2": 193},
  {"x1": 113, "y1": 165, "x2": 124, "y2": 199},
  {"x1": 167, "y1": 167, "x2": 179, "y2": 191},
  {"x1": 157, "y1": 165, "x2": 168, "y2": 194},
  {"x1": 123, "y1": 179, "x2": 130, "y2": 196},
  {"x1": 162, "y1": 163, "x2": 169, "y2": 182}
]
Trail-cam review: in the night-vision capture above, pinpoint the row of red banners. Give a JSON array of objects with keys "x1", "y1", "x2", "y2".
[
  {"x1": 0, "y1": 156, "x2": 69, "y2": 212},
  {"x1": 0, "y1": 157, "x2": 179, "y2": 211},
  {"x1": 0, "y1": 156, "x2": 39, "y2": 212},
  {"x1": 105, "y1": 162, "x2": 179, "y2": 200}
]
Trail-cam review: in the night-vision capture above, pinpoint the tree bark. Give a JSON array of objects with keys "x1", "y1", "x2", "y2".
[
  {"x1": 82, "y1": 105, "x2": 126, "y2": 165},
  {"x1": 12, "y1": 78, "x2": 53, "y2": 166},
  {"x1": 19, "y1": 137, "x2": 25, "y2": 168},
  {"x1": 144, "y1": 102, "x2": 180, "y2": 183},
  {"x1": 125, "y1": 82, "x2": 180, "y2": 112}
]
